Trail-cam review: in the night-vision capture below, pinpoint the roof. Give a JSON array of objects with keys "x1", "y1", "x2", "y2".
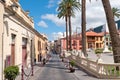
[{"x1": 86, "y1": 31, "x2": 103, "y2": 36}]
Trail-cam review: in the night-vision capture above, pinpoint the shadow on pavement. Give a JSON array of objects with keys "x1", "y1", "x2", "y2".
[{"x1": 75, "y1": 65, "x2": 98, "y2": 78}]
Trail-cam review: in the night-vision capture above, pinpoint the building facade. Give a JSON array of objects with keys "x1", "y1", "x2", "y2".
[
  {"x1": 0, "y1": 0, "x2": 48, "y2": 80},
  {"x1": 35, "y1": 33, "x2": 48, "y2": 62},
  {"x1": 60, "y1": 30, "x2": 104, "y2": 52},
  {"x1": 86, "y1": 30, "x2": 104, "y2": 49},
  {"x1": 0, "y1": 0, "x2": 35, "y2": 79},
  {"x1": 0, "y1": 1, "x2": 4, "y2": 79}
]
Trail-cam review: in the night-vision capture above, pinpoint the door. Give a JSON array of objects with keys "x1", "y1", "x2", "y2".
[{"x1": 11, "y1": 44, "x2": 15, "y2": 65}]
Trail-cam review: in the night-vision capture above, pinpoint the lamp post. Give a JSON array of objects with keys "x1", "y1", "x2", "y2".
[{"x1": 31, "y1": 40, "x2": 34, "y2": 76}]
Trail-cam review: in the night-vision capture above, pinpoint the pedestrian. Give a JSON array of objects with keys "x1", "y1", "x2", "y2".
[
  {"x1": 39, "y1": 53, "x2": 42, "y2": 62},
  {"x1": 42, "y1": 55, "x2": 47, "y2": 65},
  {"x1": 43, "y1": 58, "x2": 46, "y2": 65},
  {"x1": 61, "y1": 51, "x2": 65, "y2": 62},
  {"x1": 34, "y1": 58, "x2": 36, "y2": 65}
]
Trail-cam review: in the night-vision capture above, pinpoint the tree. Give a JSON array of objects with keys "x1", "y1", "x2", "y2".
[
  {"x1": 112, "y1": 7, "x2": 120, "y2": 19},
  {"x1": 57, "y1": 0, "x2": 69, "y2": 51},
  {"x1": 81, "y1": 0, "x2": 87, "y2": 57},
  {"x1": 58, "y1": 0, "x2": 80, "y2": 51},
  {"x1": 102, "y1": 0, "x2": 120, "y2": 63}
]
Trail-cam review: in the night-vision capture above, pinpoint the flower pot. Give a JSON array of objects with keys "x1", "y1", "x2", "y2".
[{"x1": 69, "y1": 67, "x2": 75, "y2": 72}]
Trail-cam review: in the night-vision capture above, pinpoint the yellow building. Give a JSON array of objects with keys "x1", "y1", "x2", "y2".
[
  {"x1": 34, "y1": 32, "x2": 48, "y2": 62},
  {"x1": 86, "y1": 30, "x2": 104, "y2": 49}
]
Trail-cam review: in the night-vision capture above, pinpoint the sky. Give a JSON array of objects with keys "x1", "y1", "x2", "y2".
[{"x1": 19, "y1": 0, "x2": 120, "y2": 41}]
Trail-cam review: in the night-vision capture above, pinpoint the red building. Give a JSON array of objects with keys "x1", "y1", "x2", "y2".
[{"x1": 60, "y1": 30, "x2": 104, "y2": 51}]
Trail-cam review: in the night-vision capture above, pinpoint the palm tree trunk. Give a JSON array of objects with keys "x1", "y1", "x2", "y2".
[
  {"x1": 65, "y1": 16, "x2": 68, "y2": 51},
  {"x1": 102, "y1": 0, "x2": 120, "y2": 63},
  {"x1": 81, "y1": 0, "x2": 87, "y2": 57},
  {"x1": 68, "y1": 15, "x2": 72, "y2": 51}
]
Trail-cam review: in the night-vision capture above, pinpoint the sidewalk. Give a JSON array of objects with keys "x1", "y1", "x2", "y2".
[{"x1": 15, "y1": 62, "x2": 43, "y2": 80}]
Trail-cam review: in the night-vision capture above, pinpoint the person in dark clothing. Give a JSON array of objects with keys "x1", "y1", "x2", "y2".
[
  {"x1": 39, "y1": 53, "x2": 42, "y2": 62},
  {"x1": 43, "y1": 58, "x2": 46, "y2": 65}
]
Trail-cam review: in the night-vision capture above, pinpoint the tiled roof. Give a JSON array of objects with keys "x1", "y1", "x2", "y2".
[{"x1": 86, "y1": 31, "x2": 103, "y2": 36}]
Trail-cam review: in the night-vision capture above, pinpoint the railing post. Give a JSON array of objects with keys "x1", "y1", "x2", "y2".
[
  {"x1": 21, "y1": 65, "x2": 24, "y2": 80},
  {"x1": 31, "y1": 64, "x2": 34, "y2": 76}
]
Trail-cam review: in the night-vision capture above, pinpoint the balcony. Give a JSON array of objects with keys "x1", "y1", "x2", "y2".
[{"x1": 87, "y1": 39, "x2": 95, "y2": 42}]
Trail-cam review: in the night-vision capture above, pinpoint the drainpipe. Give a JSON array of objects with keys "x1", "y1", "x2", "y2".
[
  {"x1": 2, "y1": 31, "x2": 4, "y2": 80},
  {"x1": 1, "y1": 5, "x2": 5, "y2": 80}
]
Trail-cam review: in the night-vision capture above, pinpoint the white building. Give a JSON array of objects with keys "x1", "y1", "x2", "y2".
[
  {"x1": 0, "y1": 0, "x2": 5, "y2": 79},
  {"x1": 0, "y1": 0, "x2": 35, "y2": 79}
]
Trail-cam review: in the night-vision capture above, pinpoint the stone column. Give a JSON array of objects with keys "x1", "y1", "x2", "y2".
[{"x1": 0, "y1": 2, "x2": 4, "y2": 80}]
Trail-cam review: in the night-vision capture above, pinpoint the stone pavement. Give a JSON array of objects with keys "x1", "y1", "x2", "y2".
[
  {"x1": 15, "y1": 62, "x2": 43, "y2": 80},
  {"x1": 87, "y1": 50, "x2": 114, "y2": 63},
  {"x1": 26, "y1": 54, "x2": 113, "y2": 80},
  {"x1": 15, "y1": 52, "x2": 115, "y2": 80}
]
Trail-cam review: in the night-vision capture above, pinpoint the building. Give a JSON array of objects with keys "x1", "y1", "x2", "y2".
[
  {"x1": 54, "y1": 39, "x2": 61, "y2": 54},
  {"x1": 93, "y1": 19, "x2": 120, "y2": 33},
  {"x1": 3, "y1": 0, "x2": 35, "y2": 68},
  {"x1": 35, "y1": 32, "x2": 48, "y2": 62},
  {"x1": 0, "y1": 0, "x2": 4, "y2": 79},
  {"x1": 93, "y1": 20, "x2": 120, "y2": 48},
  {"x1": 86, "y1": 30, "x2": 104, "y2": 49},
  {"x1": 0, "y1": 0, "x2": 48, "y2": 79},
  {"x1": 60, "y1": 30, "x2": 104, "y2": 52}
]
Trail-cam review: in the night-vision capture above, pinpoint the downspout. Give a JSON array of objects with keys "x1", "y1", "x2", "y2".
[
  {"x1": 1, "y1": 2, "x2": 5, "y2": 79},
  {"x1": 2, "y1": 26, "x2": 4, "y2": 80}
]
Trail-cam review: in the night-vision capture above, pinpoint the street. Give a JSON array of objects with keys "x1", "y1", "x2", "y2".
[{"x1": 29, "y1": 53, "x2": 108, "y2": 80}]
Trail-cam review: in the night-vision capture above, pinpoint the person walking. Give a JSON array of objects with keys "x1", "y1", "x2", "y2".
[{"x1": 39, "y1": 53, "x2": 42, "y2": 62}]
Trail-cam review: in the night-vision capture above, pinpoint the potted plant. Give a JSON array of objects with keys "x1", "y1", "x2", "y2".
[
  {"x1": 95, "y1": 48, "x2": 103, "y2": 58},
  {"x1": 95, "y1": 48, "x2": 103, "y2": 63},
  {"x1": 69, "y1": 60, "x2": 75, "y2": 72},
  {"x1": 4, "y1": 66, "x2": 19, "y2": 80}
]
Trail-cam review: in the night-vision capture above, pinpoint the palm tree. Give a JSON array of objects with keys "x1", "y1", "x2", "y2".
[
  {"x1": 58, "y1": 0, "x2": 80, "y2": 51},
  {"x1": 102, "y1": 0, "x2": 120, "y2": 63},
  {"x1": 112, "y1": 7, "x2": 120, "y2": 19},
  {"x1": 57, "y1": 0, "x2": 69, "y2": 51},
  {"x1": 66, "y1": 0, "x2": 80, "y2": 51},
  {"x1": 81, "y1": 0, "x2": 87, "y2": 57}
]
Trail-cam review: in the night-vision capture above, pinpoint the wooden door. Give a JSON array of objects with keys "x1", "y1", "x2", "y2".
[
  {"x1": 11, "y1": 44, "x2": 15, "y2": 65},
  {"x1": 22, "y1": 45, "x2": 27, "y2": 67}
]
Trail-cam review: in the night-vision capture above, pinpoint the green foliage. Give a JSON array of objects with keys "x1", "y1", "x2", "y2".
[
  {"x1": 4, "y1": 66, "x2": 19, "y2": 80},
  {"x1": 95, "y1": 48, "x2": 103, "y2": 54},
  {"x1": 108, "y1": 47, "x2": 112, "y2": 51},
  {"x1": 106, "y1": 66, "x2": 120, "y2": 76},
  {"x1": 69, "y1": 60, "x2": 75, "y2": 67}
]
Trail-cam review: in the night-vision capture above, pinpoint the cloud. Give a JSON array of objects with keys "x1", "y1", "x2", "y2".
[
  {"x1": 41, "y1": 14, "x2": 65, "y2": 27},
  {"x1": 41, "y1": 0, "x2": 120, "y2": 40},
  {"x1": 37, "y1": 20, "x2": 48, "y2": 28},
  {"x1": 50, "y1": 32, "x2": 64, "y2": 40},
  {"x1": 47, "y1": 0, "x2": 55, "y2": 8}
]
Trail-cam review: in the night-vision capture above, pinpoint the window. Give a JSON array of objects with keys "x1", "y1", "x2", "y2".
[{"x1": 11, "y1": 34, "x2": 16, "y2": 44}]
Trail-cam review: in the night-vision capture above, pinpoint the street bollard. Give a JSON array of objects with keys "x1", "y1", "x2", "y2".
[
  {"x1": 31, "y1": 64, "x2": 34, "y2": 76},
  {"x1": 21, "y1": 65, "x2": 24, "y2": 80}
]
